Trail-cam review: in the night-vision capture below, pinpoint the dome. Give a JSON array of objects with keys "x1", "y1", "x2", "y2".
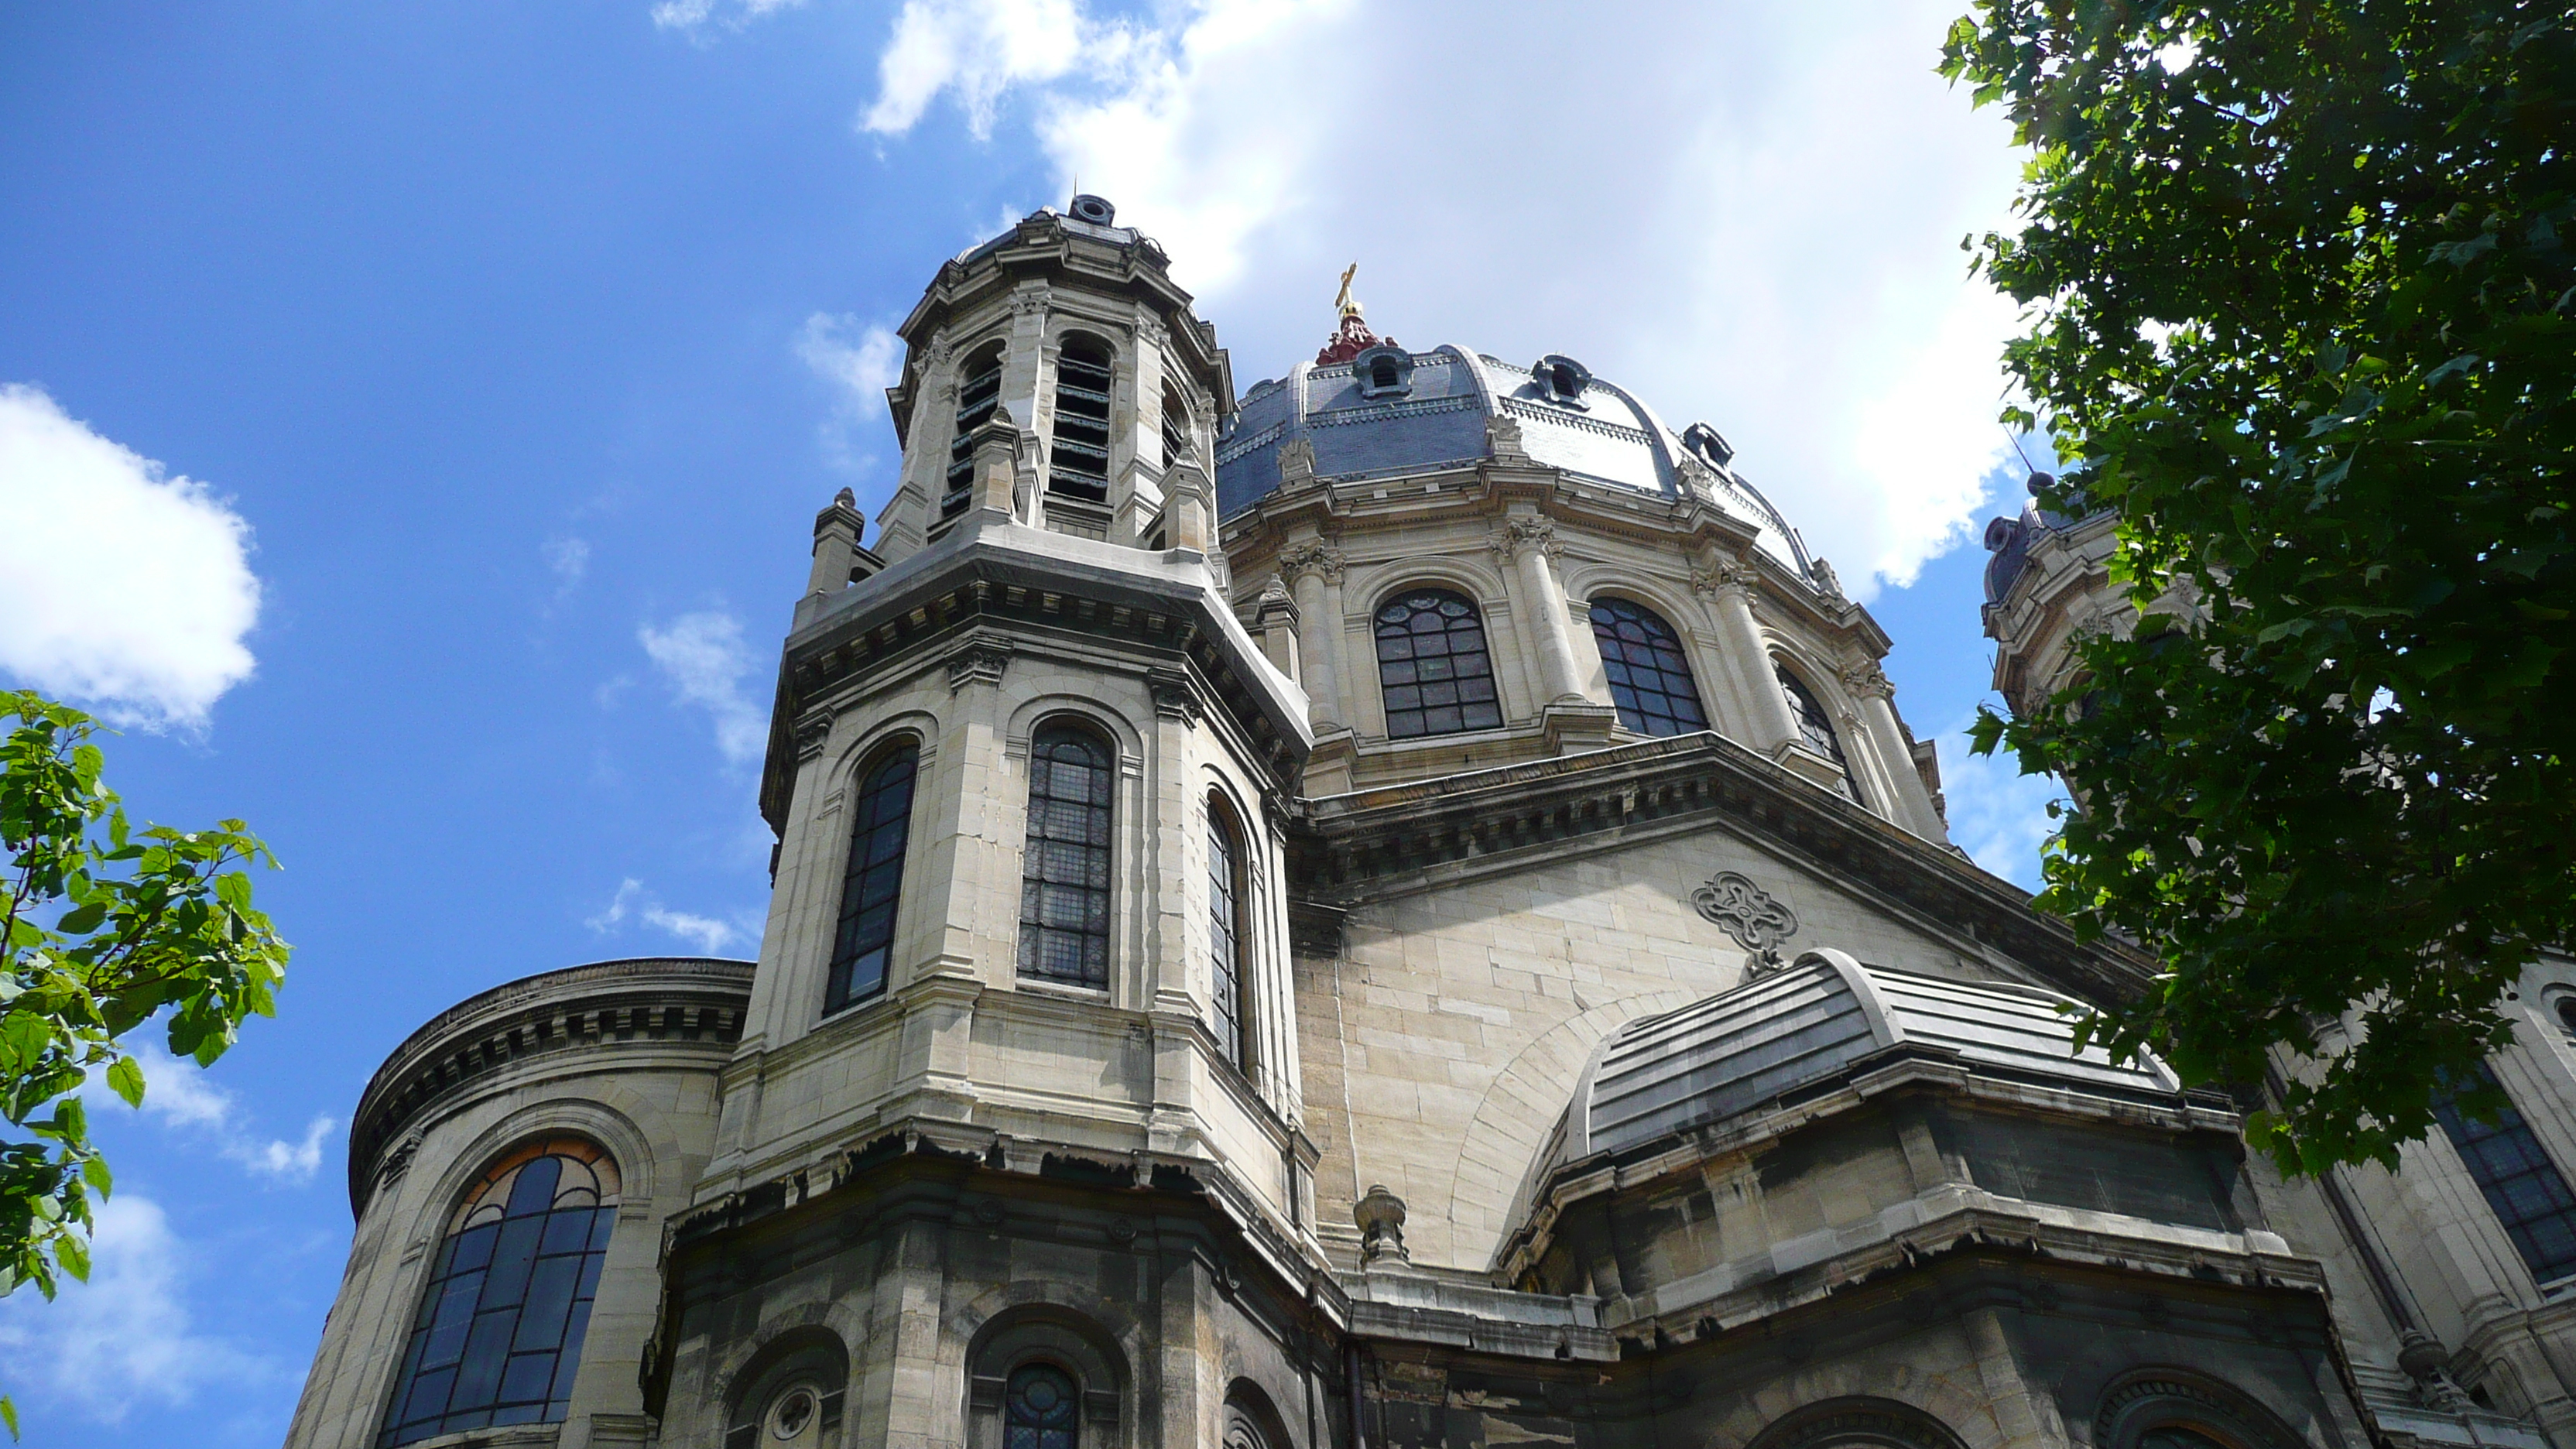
[
  {"x1": 1547, "y1": 949, "x2": 2179, "y2": 1170},
  {"x1": 1215, "y1": 344, "x2": 1817, "y2": 574}
]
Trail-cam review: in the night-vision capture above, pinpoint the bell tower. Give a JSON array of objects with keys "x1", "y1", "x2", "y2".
[{"x1": 656, "y1": 201, "x2": 1321, "y2": 1444}]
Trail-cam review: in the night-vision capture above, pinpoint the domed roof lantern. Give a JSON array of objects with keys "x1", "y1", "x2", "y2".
[{"x1": 1316, "y1": 262, "x2": 1399, "y2": 365}]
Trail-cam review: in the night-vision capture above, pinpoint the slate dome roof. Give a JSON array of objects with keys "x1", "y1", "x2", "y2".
[
  {"x1": 1216, "y1": 344, "x2": 1819, "y2": 574},
  {"x1": 1545, "y1": 949, "x2": 2180, "y2": 1172}
]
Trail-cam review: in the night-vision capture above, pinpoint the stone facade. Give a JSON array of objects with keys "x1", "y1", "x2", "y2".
[{"x1": 286, "y1": 200, "x2": 2568, "y2": 1449}]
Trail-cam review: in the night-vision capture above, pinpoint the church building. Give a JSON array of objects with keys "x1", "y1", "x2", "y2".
[{"x1": 285, "y1": 198, "x2": 2576, "y2": 1449}]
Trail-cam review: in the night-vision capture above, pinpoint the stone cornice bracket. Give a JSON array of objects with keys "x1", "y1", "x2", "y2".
[
  {"x1": 793, "y1": 707, "x2": 837, "y2": 760},
  {"x1": 1838, "y1": 658, "x2": 1895, "y2": 701},
  {"x1": 1690, "y1": 556, "x2": 1758, "y2": 599},
  {"x1": 1009, "y1": 283, "x2": 1051, "y2": 317},
  {"x1": 1147, "y1": 666, "x2": 1204, "y2": 728},
  {"x1": 946, "y1": 632, "x2": 1012, "y2": 692},
  {"x1": 1490, "y1": 516, "x2": 1564, "y2": 562},
  {"x1": 1276, "y1": 540, "x2": 1346, "y2": 584}
]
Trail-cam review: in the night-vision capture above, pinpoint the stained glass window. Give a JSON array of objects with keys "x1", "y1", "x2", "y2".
[
  {"x1": 1005, "y1": 1365, "x2": 1081, "y2": 1449},
  {"x1": 1588, "y1": 598, "x2": 1708, "y2": 737},
  {"x1": 2436, "y1": 1064, "x2": 2576, "y2": 1285},
  {"x1": 944, "y1": 347, "x2": 1004, "y2": 518},
  {"x1": 827, "y1": 742, "x2": 919, "y2": 1014},
  {"x1": 1050, "y1": 338, "x2": 1113, "y2": 502},
  {"x1": 2137, "y1": 1428, "x2": 2234, "y2": 1449},
  {"x1": 1208, "y1": 801, "x2": 1248, "y2": 1069},
  {"x1": 1375, "y1": 589, "x2": 1503, "y2": 739},
  {"x1": 379, "y1": 1140, "x2": 618, "y2": 1447},
  {"x1": 1776, "y1": 664, "x2": 1864, "y2": 803},
  {"x1": 1019, "y1": 725, "x2": 1113, "y2": 987}
]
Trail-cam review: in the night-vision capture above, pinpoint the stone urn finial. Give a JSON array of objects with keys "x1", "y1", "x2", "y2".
[{"x1": 1355, "y1": 1184, "x2": 1409, "y2": 1265}]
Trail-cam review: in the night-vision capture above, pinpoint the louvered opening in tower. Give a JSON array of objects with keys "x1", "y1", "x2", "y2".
[
  {"x1": 1049, "y1": 337, "x2": 1114, "y2": 504},
  {"x1": 942, "y1": 345, "x2": 1005, "y2": 518}
]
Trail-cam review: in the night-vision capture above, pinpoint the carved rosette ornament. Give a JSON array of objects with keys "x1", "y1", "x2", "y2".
[
  {"x1": 1490, "y1": 516, "x2": 1564, "y2": 562},
  {"x1": 1276, "y1": 540, "x2": 1345, "y2": 584},
  {"x1": 1690, "y1": 870, "x2": 1800, "y2": 970}
]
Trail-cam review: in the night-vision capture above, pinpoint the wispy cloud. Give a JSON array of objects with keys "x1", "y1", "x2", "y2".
[
  {"x1": 0, "y1": 1195, "x2": 280, "y2": 1424},
  {"x1": 586, "y1": 877, "x2": 748, "y2": 954},
  {"x1": 651, "y1": 0, "x2": 804, "y2": 38},
  {"x1": 542, "y1": 536, "x2": 591, "y2": 599},
  {"x1": 1935, "y1": 719, "x2": 2067, "y2": 892},
  {"x1": 796, "y1": 313, "x2": 905, "y2": 471},
  {"x1": 810, "y1": 0, "x2": 2026, "y2": 596},
  {"x1": 106, "y1": 1044, "x2": 337, "y2": 1184},
  {"x1": 0, "y1": 383, "x2": 262, "y2": 729},
  {"x1": 639, "y1": 610, "x2": 767, "y2": 765}
]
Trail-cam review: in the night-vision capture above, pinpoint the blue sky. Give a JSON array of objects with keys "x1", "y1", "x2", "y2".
[{"x1": 0, "y1": 2, "x2": 2060, "y2": 1442}]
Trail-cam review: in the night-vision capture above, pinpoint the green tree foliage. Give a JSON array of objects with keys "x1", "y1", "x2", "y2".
[
  {"x1": 1945, "y1": 0, "x2": 2572, "y2": 1174},
  {"x1": 0, "y1": 692, "x2": 290, "y2": 1436}
]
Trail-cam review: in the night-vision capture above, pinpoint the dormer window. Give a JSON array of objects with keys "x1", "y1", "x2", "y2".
[
  {"x1": 1533, "y1": 354, "x2": 1591, "y2": 406},
  {"x1": 1049, "y1": 336, "x2": 1115, "y2": 503},
  {"x1": 942, "y1": 344, "x2": 1005, "y2": 518},
  {"x1": 1682, "y1": 421, "x2": 1735, "y2": 468},
  {"x1": 1353, "y1": 345, "x2": 1413, "y2": 400}
]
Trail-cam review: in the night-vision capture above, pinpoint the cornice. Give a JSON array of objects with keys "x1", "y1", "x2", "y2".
[{"x1": 346, "y1": 957, "x2": 754, "y2": 1215}]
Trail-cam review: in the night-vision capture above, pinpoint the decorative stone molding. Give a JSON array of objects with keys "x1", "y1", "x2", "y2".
[
  {"x1": 1808, "y1": 557, "x2": 1848, "y2": 605},
  {"x1": 1148, "y1": 667, "x2": 1204, "y2": 728},
  {"x1": 2400, "y1": 1331, "x2": 2479, "y2": 1413},
  {"x1": 2093, "y1": 1374, "x2": 2298, "y2": 1449},
  {"x1": 1490, "y1": 516, "x2": 1564, "y2": 562},
  {"x1": 1355, "y1": 1183, "x2": 1410, "y2": 1263},
  {"x1": 1279, "y1": 435, "x2": 1319, "y2": 488},
  {"x1": 793, "y1": 709, "x2": 837, "y2": 760},
  {"x1": 1689, "y1": 870, "x2": 1800, "y2": 967},
  {"x1": 1135, "y1": 314, "x2": 1170, "y2": 353},
  {"x1": 1009, "y1": 286, "x2": 1051, "y2": 317},
  {"x1": 1838, "y1": 659, "x2": 1894, "y2": 701},
  {"x1": 945, "y1": 633, "x2": 1011, "y2": 692},
  {"x1": 1486, "y1": 411, "x2": 1529, "y2": 461},
  {"x1": 1689, "y1": 558, "x2": 1757, "y2": 598},
  {"x1": 1276, "y1": 540, "x2": 1345, "y2": 584},
  {"x1": 1749, "y1": 1402, "x2": 1969, "y2": 1449}
]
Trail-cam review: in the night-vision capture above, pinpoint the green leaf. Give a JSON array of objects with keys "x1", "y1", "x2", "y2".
[{"x1": 105, "y1": 1056, "x2": 145, "y2": 1110}]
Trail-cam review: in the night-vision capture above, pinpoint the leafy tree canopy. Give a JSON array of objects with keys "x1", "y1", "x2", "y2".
[
  {"x1": 0, "y1": 692, "x2": 290, "y2": 1436},
  {"x1": 1946, "y1": 0, "x2": 2572, "y2": 1174}
]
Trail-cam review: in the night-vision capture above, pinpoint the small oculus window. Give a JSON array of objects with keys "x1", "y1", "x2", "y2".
[
  {"x1": 1532, "y1": 354, "x2": 1591, "y2": 407},
  {"x1": 1353, "y1": 345, "x2": 1413, "y2": 400}
]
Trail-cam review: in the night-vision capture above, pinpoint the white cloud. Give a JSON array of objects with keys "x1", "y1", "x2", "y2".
[
  {"x1": 0, "y1": 1195, "x2": 277, "y2": 1424},
  {"x1": 0, "y1": 384, "x2": 262, "y2": 728},
  {"x1": 639, "y1": 610, "x2": 768, "y2": 765},
  {"x1": 585, "y1": 877, "x2": 745, "y2": 954},
  {"x1": 103, "y1": 1044, "x2": 337, "y2": 1184},
  {"x1": 797, "y1": 313, "x2": 906, "y2": 470},
  {"x1": 840, "y1": 0, "x2": 2028, "y2": 595},
  {"x1": 543, "y1": 536, "x2": 591, "y2": 597},
  {"x1": 1935, "y1": 720, "x2": 2067, "y2": 891},
  {"x1": 653, "y1": 0, "x2": 804, "y2": 37}
]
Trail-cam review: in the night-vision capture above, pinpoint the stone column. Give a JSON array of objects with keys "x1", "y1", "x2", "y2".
[
  {"x1": 1279, "y1": 540, "x2": 1346, "y2": 731},
  {"x1": 1843, "y1": 659, "x2": 1948, "y2": 840},
  {"x1": 1694, "y1": 557, "x2": 1800, "y2": 754},
  {"x1": 1494, "y1": 516, "x2": 1587, "y2": 704}
]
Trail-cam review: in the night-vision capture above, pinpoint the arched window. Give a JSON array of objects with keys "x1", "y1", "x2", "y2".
[
  {"x1": 1588, "y1": 598, "x2": 1708, "y2": 737},
  {"x1": 1019, "y1": 724, "x2": 1113, "y2": 987},
  {"x1": 379, "y1": 1139, "x2": 619, "y2": 1447},
  {"x1": 1049, "y1": 337, "x2": 1114, "y2": 503},
  {"x1": 827, "y1": 742, "x2": 919, "y2": 1014},
  {"x1": 944, "y1": 344, "x2": 1005, "y2": 519},
  {"x1": 1776, "y1": 663, "x2": 1864, "y2": 803},
  {"x1": 2435, "y1": 1063, "x2": 2576, "y2": 1285},
  {"x1": 2555, "y1": 995, "x2": 2576, "y2": 1040},
  {"x1": 1207, "y1": 798, "x2": 1251, "y2": 1070},
  {"x1": 1370, "y1": 357, "x2": 1399, "y2": 390},
  {"x1": 2136, "y1": 1431, "x2": 2235, "y2": 1449},
  {"x1": 1005, "y1": 1364, "x2": 1081, "y2": 1449},
  {"x1": 1375, "y1": 588, "x2": 1503, "y2": 739}
]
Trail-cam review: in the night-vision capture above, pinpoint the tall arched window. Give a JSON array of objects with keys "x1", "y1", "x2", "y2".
[
  {"x1": 1207, "y1": 798, "x2": 1250, "y2": 1069},
  {"x1": 1005, "y1": 1364, "x2": 1081, "y2": 1449},
  {"x1": 2436, "y1": 1063, "x2": 2576, "y2": 1286},
  {"x1": 944, "y1": 344, "x2": 1005, "y2": 518},
  {"x1": 1375, "y1": 588, "x2": 1503, "y2": 739},
  {"x1": 1019, "y1": 724, "x2": 1113, "y2": 987},
  {"x1": 1049, "y1": 337, "x2": 1114, "y2": 503},
  {"x1": 379, "y1": 1140, "x2": 619, "y2": 1447},
  {"x1": 1776, "y1": 663, "x2": 1864, "y2": 803},
  {"x1": 827, "y1": 742, "x2": 919, "y2": 1014},
  {"x1": 1588, "y1": 598, "x2": 1708, "y2": 736}
]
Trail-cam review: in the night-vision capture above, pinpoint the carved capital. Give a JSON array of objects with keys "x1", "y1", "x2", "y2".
[
  {"x1": 1690, "y1": 870, "x2": 1800, "y2": 969},
  {"x1": 1009, "y1": 285, "x2": 1051, "y2": 318},
  {"x1": 1838, "y1": 659, "x2": 1893, "y2": 701},
  {"x1": 793, "y1": 708, "x2": 836, "y2": 760},
  {"x1": 946, "y1": 633, "x2": 1010, "y2": 692},
  {"x1": 1136, "y1": 314, "x2": 1170, "y2": 352},
  {"x1": 1491, "y1": 516, "x2": 1563, "y2": 562},
  {"x1": 1146, "y1": 667, "x2": 1204, "y2": 728},
  {"x1": 1689, "y1": 557, "x2": 1758, "y2": 599},
  {"x1": 1276, "y1": 540, "x2": 1345, "y2": 584}
]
